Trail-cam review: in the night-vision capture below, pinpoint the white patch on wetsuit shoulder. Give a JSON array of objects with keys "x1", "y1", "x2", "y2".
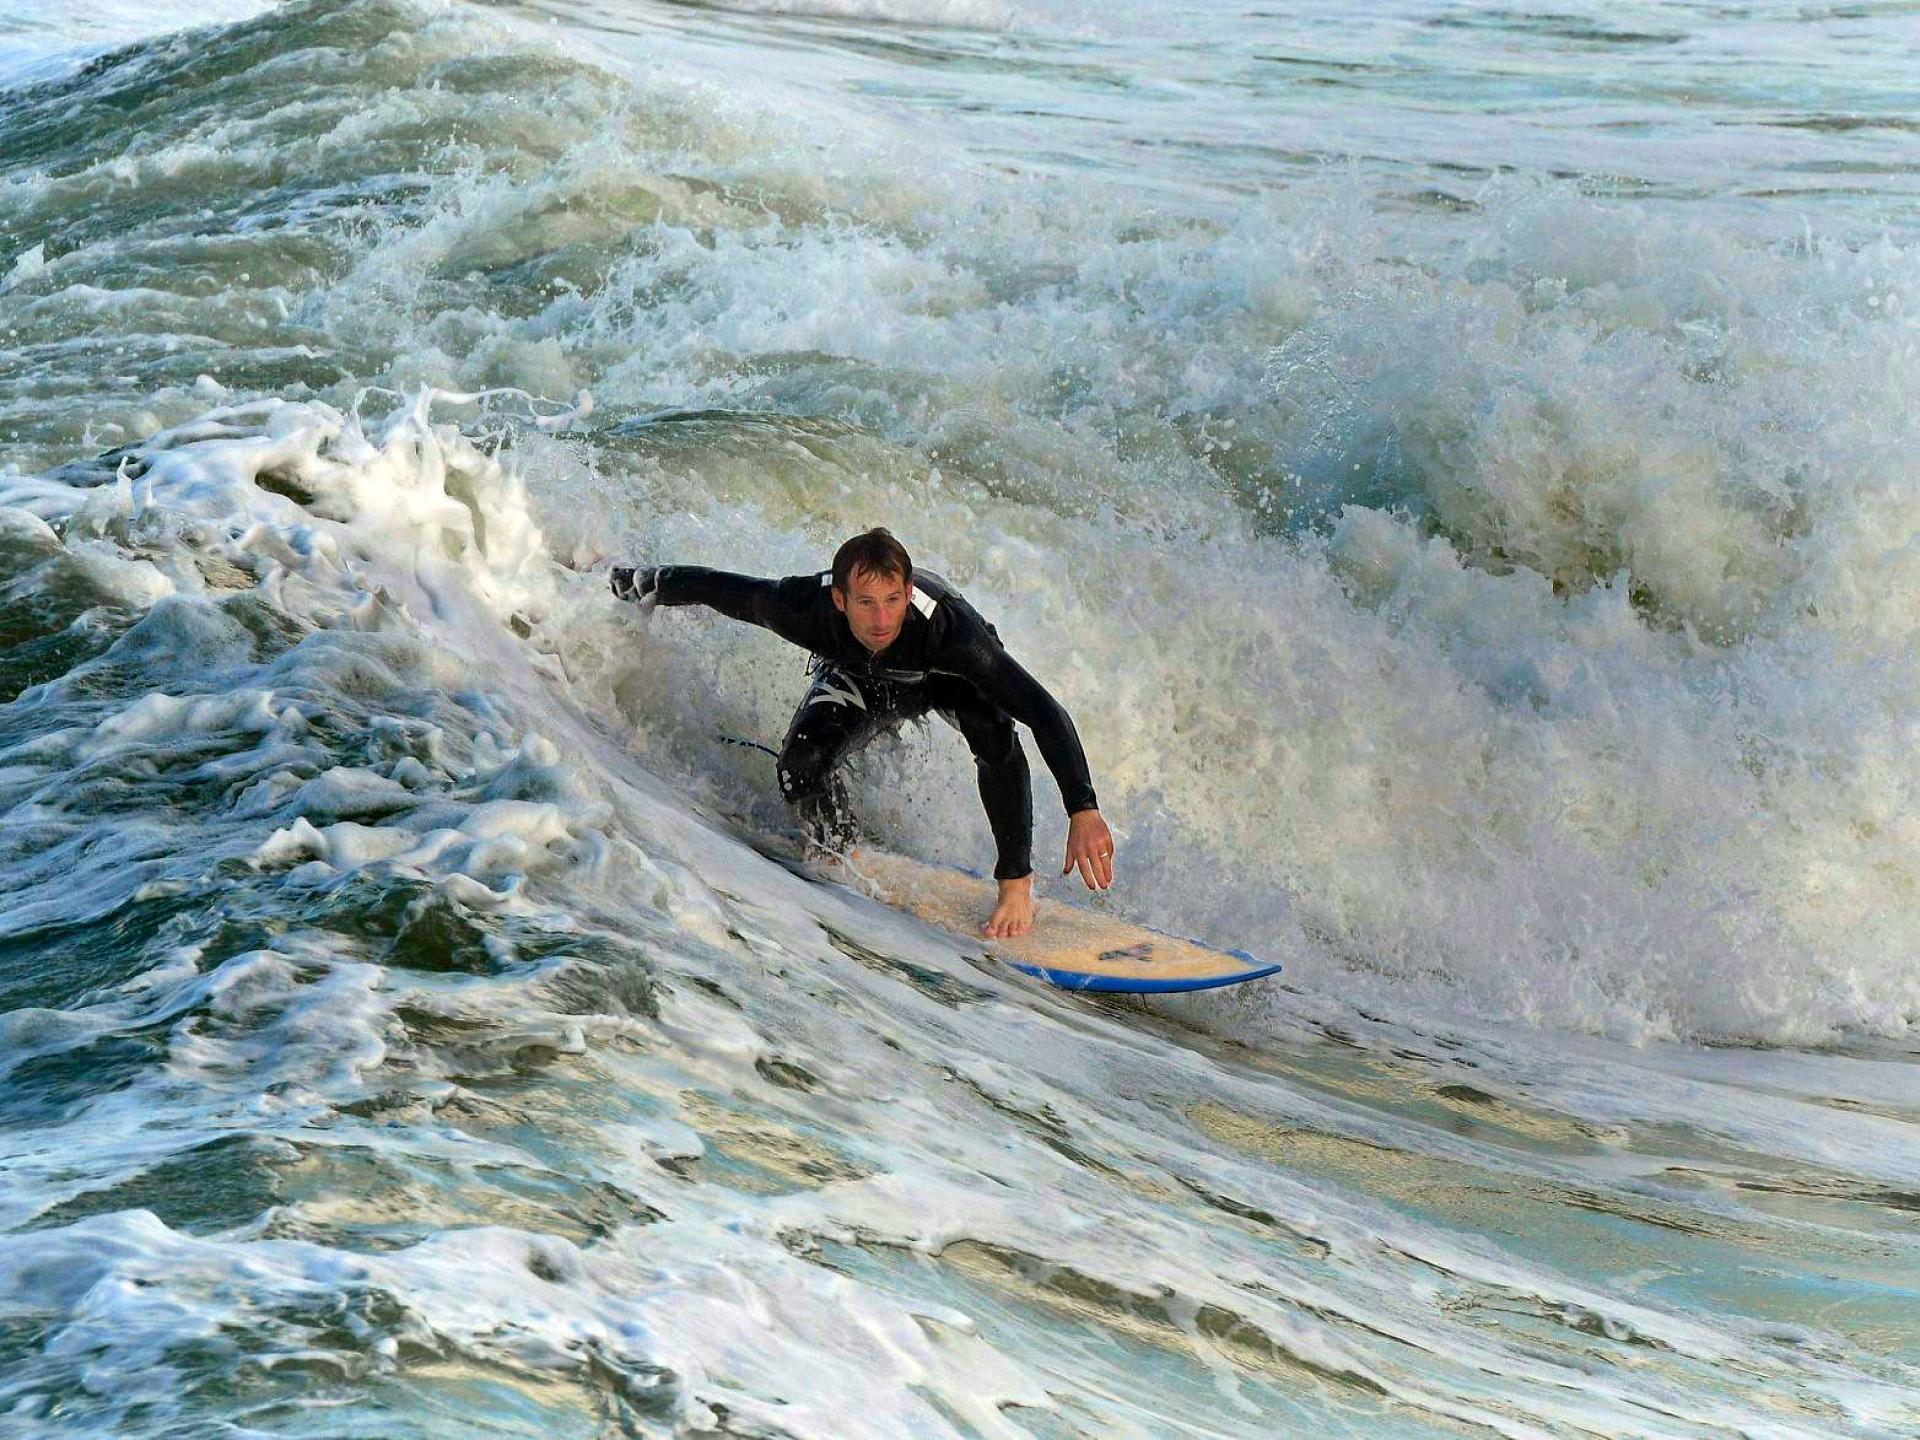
[
  {"x1": 910, "y1": 586, "x2": 937, "y2": 618},
  {"x1": 819, "y1": 571, "x2": 833, "y2": 585}
]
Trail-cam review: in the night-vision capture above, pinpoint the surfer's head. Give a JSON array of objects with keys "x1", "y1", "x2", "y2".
[{"x1": 832, "y1": 527, "x2": 913, "y2": 653}]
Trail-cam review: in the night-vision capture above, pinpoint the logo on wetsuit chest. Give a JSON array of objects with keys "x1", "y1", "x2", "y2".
[{"x1": 804, "y1": 674, "x2": 869, "y2": 711}]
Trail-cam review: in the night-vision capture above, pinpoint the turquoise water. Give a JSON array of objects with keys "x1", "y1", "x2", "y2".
[{"x1": 1, "y1": 1, "x2": 1918, "y2": 1434}]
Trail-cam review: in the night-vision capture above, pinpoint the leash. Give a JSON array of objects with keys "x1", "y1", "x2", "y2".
[{"x1": 716, "y1": 734, "x2": 779, "y2": 759}]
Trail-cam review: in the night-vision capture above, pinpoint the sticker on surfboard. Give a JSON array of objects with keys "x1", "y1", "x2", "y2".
[{"x1": 839, "y1": 849, "x2": 1282, "y2": 994}]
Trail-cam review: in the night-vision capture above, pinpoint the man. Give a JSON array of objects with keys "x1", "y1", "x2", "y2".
[{"x1": 611, "y1": 528, "x2": 1114, "y2": 937}]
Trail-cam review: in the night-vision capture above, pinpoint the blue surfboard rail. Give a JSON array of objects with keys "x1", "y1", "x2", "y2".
[{"x1": 1005, "y1": 960, "x2": 1284, "y2": 994}]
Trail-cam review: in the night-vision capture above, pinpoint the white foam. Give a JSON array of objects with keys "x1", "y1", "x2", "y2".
[{"x1": 489, "y1": 169, "x2": 1920, "y2": 1047}]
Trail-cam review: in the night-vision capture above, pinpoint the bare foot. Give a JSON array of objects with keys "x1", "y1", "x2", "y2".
[{"x1": 983, "y1": 875, "x2": 1036, "y2": 938}]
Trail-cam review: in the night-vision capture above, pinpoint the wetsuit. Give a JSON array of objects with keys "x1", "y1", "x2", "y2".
[{"x1": 647, "y1": 566, "x2": 1098, "y2": 880}]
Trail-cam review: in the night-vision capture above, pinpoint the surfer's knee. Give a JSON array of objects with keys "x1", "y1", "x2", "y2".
[{"x1": 777, "y1": 736, "x2": 834, "y2": 800}]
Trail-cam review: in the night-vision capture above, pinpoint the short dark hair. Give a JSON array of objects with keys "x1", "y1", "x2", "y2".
[{"x1": 832, "y1": 527, "x2": 912, "y2": 592}]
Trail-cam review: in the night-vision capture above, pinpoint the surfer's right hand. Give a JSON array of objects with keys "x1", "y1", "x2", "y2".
[{"x1": 610, "y1": 565, "x2": 659, "y2": 604}]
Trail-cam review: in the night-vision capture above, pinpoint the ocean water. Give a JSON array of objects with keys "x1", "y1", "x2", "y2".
[{"x1": 2, "y1": 0, "x2": 1918, "y2": 1434}]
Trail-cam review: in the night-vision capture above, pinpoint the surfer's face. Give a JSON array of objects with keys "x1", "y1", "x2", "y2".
[{"x1": 833, "y1": 566, "x2": 911, "y2": 653}]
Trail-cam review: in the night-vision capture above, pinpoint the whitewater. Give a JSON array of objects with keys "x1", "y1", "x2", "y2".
[{"x1": 1, "y1": 0, "x2": 1916, "y2": 1434}]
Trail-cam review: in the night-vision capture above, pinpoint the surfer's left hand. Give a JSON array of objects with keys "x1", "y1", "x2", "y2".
[
  {"x1": 1063, "y1": 809, "x2": 1114, "y2": 891},
  {"x1": 611, "y1": 565, "x2": 660, "y2": 604}
]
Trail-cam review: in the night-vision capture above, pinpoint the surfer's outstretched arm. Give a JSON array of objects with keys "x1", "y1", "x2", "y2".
[{"x1": 612, "y1": 565, "x2": 827, "y2": 651}]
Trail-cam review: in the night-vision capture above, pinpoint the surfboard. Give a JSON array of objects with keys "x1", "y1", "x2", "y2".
[{"x1": 839, "y1": 849, "x2": 1282, "y2": 994}]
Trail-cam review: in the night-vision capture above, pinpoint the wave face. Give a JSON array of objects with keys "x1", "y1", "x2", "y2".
[{"x1": 3, "y1": 1, "x2": 1919, "y2": 1435}]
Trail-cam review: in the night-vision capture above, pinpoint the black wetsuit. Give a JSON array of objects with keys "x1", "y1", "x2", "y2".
[{"x1": 649, "y1": 566, "x2": 1098, "y2": 880}]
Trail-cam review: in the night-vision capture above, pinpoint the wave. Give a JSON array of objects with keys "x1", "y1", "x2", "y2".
[{"x1": 3, "y1": 0, "x2": 1918, "y2": 1047}]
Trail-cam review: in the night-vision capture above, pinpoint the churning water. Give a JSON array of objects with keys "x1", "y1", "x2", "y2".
[{"x1": 2, "y1": 0, "x2": 1917, "y2": 1434}]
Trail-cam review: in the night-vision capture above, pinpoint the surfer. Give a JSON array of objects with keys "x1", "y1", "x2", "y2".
[{"x1": 611, "y1": 528, "x2": 1114, "y2": 937}]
